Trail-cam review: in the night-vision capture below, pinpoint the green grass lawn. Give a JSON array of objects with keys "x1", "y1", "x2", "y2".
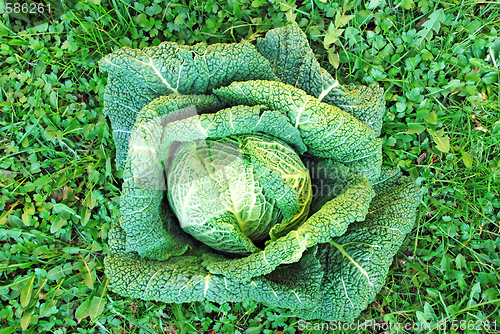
[{"x1": 1, "y1": 0, "x2": 499, "y2": 333}]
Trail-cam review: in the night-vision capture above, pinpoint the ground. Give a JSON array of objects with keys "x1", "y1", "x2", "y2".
[{"x1": 0, "y1": 0, "x2": 499, "y2": 333}]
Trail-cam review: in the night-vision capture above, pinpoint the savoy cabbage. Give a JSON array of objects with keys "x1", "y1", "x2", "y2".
[{"x1": 100, "y1": 22, "x2": 421, "y2": 322}]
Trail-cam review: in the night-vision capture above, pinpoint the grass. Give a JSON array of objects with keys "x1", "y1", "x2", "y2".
[{"x1": 0, "y1": 0, "x2": 499, "y2": 333}]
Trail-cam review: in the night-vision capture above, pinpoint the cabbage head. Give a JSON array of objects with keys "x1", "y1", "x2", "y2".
[
  {"x1": 100, "y1": 22, "x2": 421, "y2": 322},
  {"x1": 167, "y1": 133, "x2": 312, "y2": 254}
]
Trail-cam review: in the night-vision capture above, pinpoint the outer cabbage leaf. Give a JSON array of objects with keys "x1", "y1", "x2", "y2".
[
  {"x1": 156, "y1": 105, "x2": 308, "y2": 162},
  {"x1": 120, "y1": 158, "x2": 194, "y2": 261},
  {"x1": 104, "y1": 166, "x2": 421, "y2": 322},
  {"x1": 120, "y1": 94, "x2": 223, "y2": 260},
  {"x1": 257, "y1": 22, "x2": 385, "y2": 135},
  {"x1": 214, "y1": 80, "x2": 382, "y2": 180},
  {"x1": 298, "y1": 166, "x2": 421, "y2": 321},
  {"x1": 99, "y1": 41, "x2": 277, "y2": 169},
  {"x1": 327, "y1": 84, "x2": 385, "y2": 136}
]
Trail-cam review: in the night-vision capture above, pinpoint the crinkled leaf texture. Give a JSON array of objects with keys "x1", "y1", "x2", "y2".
[
  {"x1": 105, "y1": 167, "x2": 420, "y2": 321},
  {"x1": 100, "y1": 22, "x2": 421, "y2": 321}
]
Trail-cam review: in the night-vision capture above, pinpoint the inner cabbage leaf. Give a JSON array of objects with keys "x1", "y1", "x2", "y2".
[{"x1": 167, "y1": 133, "x2": 312, "y2": 255}]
